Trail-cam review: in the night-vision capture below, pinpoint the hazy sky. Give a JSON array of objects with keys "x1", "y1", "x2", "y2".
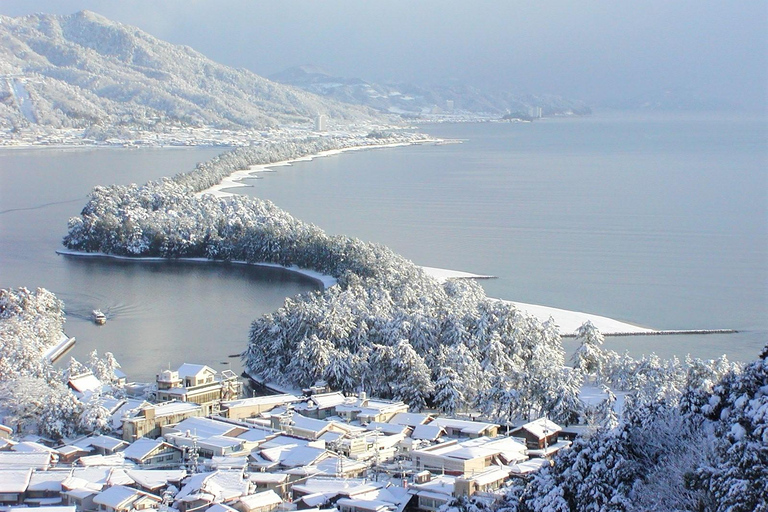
[{"x1": 1, "y1": 0, "x2": 766, "y2": 108}]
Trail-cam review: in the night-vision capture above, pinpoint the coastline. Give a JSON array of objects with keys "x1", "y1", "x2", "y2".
[
  {"x1": 58, "y1": 249, "x2": 684, "y2": 337},
  {"x1": 195, "y1": 140, "x2": 443, "y2": 199},
  {"x1": 55, "y1": 249, "x2": 338, "y2": 290}
]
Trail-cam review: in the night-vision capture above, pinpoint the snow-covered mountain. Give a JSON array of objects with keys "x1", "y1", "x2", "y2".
[
  {"x1": 0, "y1": 11, "x2": 380, "y2": 140},
  {"x1": 270, "y1": 65, "x2": 592, "y2": 118}
]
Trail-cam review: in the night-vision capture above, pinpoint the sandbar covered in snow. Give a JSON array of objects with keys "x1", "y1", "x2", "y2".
[
  {"x1": 196, "y1": 141, "x2": 435, "y2": 199},
  {"x1": 420, "y1": 266, "x2": 653, "y2": 336}
]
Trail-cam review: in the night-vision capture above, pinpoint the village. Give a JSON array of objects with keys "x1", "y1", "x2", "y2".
[{"x1": 0, "y1": 363, "x2": 572, "y2": 512}]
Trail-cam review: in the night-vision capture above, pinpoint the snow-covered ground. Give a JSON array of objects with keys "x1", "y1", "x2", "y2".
[{"x1": 421, "y1": 266, "x2": 653, "y2": 336}]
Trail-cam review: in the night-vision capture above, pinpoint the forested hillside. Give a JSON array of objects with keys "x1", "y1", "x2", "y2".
[{"x1": 0, "y1": 11, "x2": 380, "y2": 140}]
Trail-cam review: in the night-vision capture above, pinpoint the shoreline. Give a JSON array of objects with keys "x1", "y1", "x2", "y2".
[
  {"x1": 55, "y1": 249, "x2": 337, "y2": 290},
  {"x1": 195, "y1": 139, "x2": 444, "y2": 199},
  {"x1": 58, "y1": 250, "x2": 732, "y2": 338}
]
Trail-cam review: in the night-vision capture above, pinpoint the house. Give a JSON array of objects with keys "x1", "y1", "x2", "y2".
[
  {"x1": 388, "y1": 413, "x2": 433, "y2": 428},
  {"x1": 509, "y1": 418, "x2": 561, "y2": 450},
  {"x1": 62, "y1": 488, "x2": 98, "y2": 512},
  {"x1": 163, "y1": 417, "x2": 249, "y2": 459},
  {"x1": 84, "y1": 435, "x2": 129, "y2": 456},
  {"x1": 454, "y1": 467, "x2": 511, "y2": 496},
  {"x1": 122, "y1": 401, "x2": 203, "y2": 441},
  {"x1": 174, "y1": 471, "x2": 250, "y2": 512},
  {"x1": 122, "y1": 437, "x2": 182, "y2": 467},
  {"x1": 429, "y1": 418, "x2": 499, "y2": 439},
  {"x1": 293, "y1": 392, "x2": 347, "y2": 420},
  {"x1": 271, "y1": 413, "x2": 334, "y2": 440},
  {"x1": 410, "y1": 436, "x2": 527, "y2": 476},
  {"x1": 336, "y1": 498, "x2": 395, "y2": 512},
  {"x1": 233, "y1": 490, "x2": 283, "y2": 512},
  {"x1": 0, "y1": 469, "x2": 32, "y2": 505},
  {"x1": 125, "y1": 469, "x2": 187, "y2": 494},
  {"x1": 406, "y1": 475, "x2": 456, "y2": 512},
  {"x1": 334, "y1": 394, "x2": 408, "y2": 424},
  {"x1": 248, "y1": 473, "x2": 290, "y2": 499},
  {"x1": 24, "y1": 470, "x2": 71, "y2": 506},
  {"x1": 156, "y1": 364, "x2": 241, "y2": 416},
  {"x1": 92, "y1": 485, "x2": 161, "y2": 512},
  {"x1": 57, "y1": 445, "x2": 91, "y2": 465},
  {"x1": 0, "y1": 451, "x2": 52, "y2": 471},
  {"x1": 68, "y1": 372, "x2": 103, "y2": 397},
  {"x1": 221, "y1": 394, "x2": 300, "y2": 420}
]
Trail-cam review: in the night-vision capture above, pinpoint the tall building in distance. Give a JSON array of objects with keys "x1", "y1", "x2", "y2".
[
  {"x1": 528, "y1": 106, "x2": 543, "y2": 119},
  {"x1": 315, "y1": 114, "x2": 327, "y2": 132}
]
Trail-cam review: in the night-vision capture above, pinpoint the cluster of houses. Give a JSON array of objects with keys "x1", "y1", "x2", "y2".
[{"x1": 0, "y1": 363, "x2": 571, "y2": 512}]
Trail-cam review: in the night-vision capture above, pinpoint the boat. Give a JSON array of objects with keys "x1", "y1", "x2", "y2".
[{"x1": 92, "y1": 309, "x2": 106, "y2": 325}]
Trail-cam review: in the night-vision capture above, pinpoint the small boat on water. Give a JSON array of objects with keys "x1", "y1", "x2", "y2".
[{"x1": 92, "y1": 309, "x2": 106, "y2": 325}]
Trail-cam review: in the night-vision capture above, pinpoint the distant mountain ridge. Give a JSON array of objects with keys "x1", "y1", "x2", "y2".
[
  {"x1": 0, "y1": 11, "x2": 379, "y2": 139},
  {"x1": 270, "y1": 65, "x2": 592, "y2": 118}
]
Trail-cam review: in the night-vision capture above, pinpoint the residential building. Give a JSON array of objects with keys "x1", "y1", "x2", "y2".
[
  {"x1": 156, "y1": 364, "x2": 241, "y2": 416},
  {"x1": 509, "y1": 418, "x2": 561, "y2": 450},
  {"x1": 122, "y1": 401, "x2": 203, "y2": 441}
]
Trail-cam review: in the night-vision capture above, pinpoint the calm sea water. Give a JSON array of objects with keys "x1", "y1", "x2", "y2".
[
  {"x1": 0, "y1": 112, "x2": 765, "y2": 381},
  {"x1": 0, "y1": 147, "x2": 319, "y2": 381},
  {"x1": 234, "y1": 112, "x2": 767, "y2": 363}
]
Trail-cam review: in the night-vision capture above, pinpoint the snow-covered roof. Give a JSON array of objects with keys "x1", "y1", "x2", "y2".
[
  {"x1": 365, "y1": 422, "x2": 410, "y2": 436},
  {"x1": 238, "y1": 490, "x2": 283, "y2": 509},
  {"x1": 206, "y1": 504, "x2": 240, "y2": 512},
  {"x1": 127, "y1": 469, "x2": 187, "y2": 490},
  {"x1": 222, "y1": 394, "x2": 299, "y2": 409},
  {"x1": 467, "y1": 467, "x2": 510, "y2": 486},
  {"x1": 28, "y1": 471, "x2": 70, "y2": 491},
  {"x1": 249, "y1": 472, "x2": 288, "y2": 484},
  {"x1": 431, "y1": 417, "x2": 498, "y2": 435},
  {"x1": 123, "y1": 438, "x2": 168, "y2": 461},
  {"x1": 199, "y1": 435, "x2": 243, "y2": 449},
  {"x1": 58, "y1": 445, "x2": 90, "y2": 458},
  {"x1": 305, "y1": 392, "x2": 347, "y2": 409},
  {"x1": 515, "y1": 418, "x2": 562, "y2": 440},
  {"x1": 0, "y1": 468, "x2": 32, "y2": 492},
  {"x1": 411, "y1": 424, "x2": 445, "y2": 441},
  {"x1": 509, "y1": 458, "x2": 550, "y2": 475},
  {"x1": 389, "y1": 413, "x2": 432, "y2": 427},
  {"x1": 236, "y1": 427, "x2": 272, "y2": 443},
  {"x1": 78, "y1": 453, "x2": 132, "y2": 467},
  {"x1": 93, "y1": 485, "x2": 140, "y2": 509},
  {"x1": 291, "y1": 477, "x2": 375, "y2": 496},
  {"x1": 109, "y1": 399, "x2": 147, "y2": 430},
  {"x1": 261, "y1": 444, "x2": 327, "y2": 467},
  {"x1": 167, "y1": 416, "x2": 238, "y2": 439},
  {"x1": 409, "y1": 475, "x2": 455, "y2": 496},
  {"x1": 64, "y1": 467, "x2": 132, "y2": 491},
  {"x1": 150, "y1": 401, "x2": 202, "y2": 418},
  {"x1": 211, "y1": 455, "x2": 249, "y2": 470},
  {"x1": 177, "y1": 363, "x2": 216, "y2": 378},
  {"x1": 174, "y1": 470, "x2": 249, "y2": 504},
  {"x1": 69, "y1": 373, "x2": 102, "y2": 394},
  {"x1": 12, "y1": 440, "x2": 57, "y2": 453},
  {"x1": 336, "y1": 498, "x2": 394, "y2": 512},
  {"x1": 288, "y1": 414, "x2": 332, "y2": 434},
  {"x1": 88, "y1": 435, "x2": 128, "y2": 452},
  {"x1": 0, "y1": 451, "x2": 52, "y2": 470},
  {"x1": 63, "y1": 488, "x2": 98, "y2": 500}
]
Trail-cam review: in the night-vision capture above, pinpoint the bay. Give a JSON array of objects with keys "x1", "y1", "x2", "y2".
[
  {"x1": 232, "y1": 111, "x2": 767, "y2": 363},
  {"x1": 0, "y1": 147, "x2": 319, "y2": 381}
]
